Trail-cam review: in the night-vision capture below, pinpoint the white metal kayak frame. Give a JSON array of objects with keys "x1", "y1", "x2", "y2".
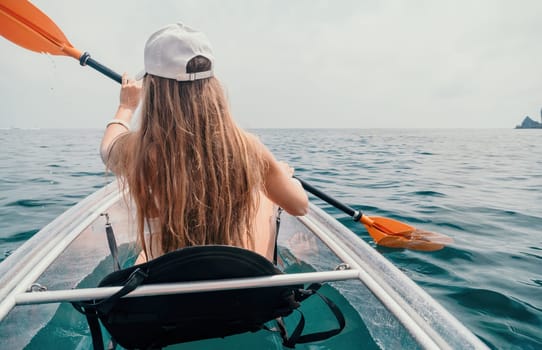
[
  {"x1": 14, "y1": 270, "x2": 360, "y2": 305},
  {"x1": 0, "y1": 182, "x2": 489, "y2": 350}
]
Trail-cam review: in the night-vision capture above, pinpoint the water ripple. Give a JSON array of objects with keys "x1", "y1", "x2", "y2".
[
  {"x1": 6, "y1": 199, "x2": 57, "y2": 207},
  {"x1": 409, "y1": 190, "x2": 447, "y2": 197},
  {"x1": 0, "y1": 229, "x2": 39, "y2": 243}
]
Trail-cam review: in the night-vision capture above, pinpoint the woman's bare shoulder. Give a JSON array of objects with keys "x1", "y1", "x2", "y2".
[
  {"x1": 242, "y1": 131, "x2": 262, "y2": 146},
  {"x1": 101, "y1": 132, "x2": 133, "y2": 172}
]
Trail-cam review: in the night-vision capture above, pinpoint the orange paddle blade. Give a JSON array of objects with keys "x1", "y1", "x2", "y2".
[
  {"x1": 361, "y1": 216, "x2": 454, "y2": 251},
  {"x1": 0, "y1": 0, "x2": 81, "y2": 59}
]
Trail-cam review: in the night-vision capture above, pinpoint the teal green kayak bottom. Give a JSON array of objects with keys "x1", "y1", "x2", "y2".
[{"x1": 24, "y1": 246, "x2": 379, "y2": 350}]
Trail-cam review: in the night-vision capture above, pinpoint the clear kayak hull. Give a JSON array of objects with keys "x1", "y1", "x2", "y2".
[{"x1": 0, "y1": 182, "x2": 488, "y2": 349}]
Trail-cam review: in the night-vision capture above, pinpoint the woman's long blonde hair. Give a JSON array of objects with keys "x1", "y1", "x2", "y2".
[{"x1": 113, "y1": 57, "x2": 266, "y2": 260}]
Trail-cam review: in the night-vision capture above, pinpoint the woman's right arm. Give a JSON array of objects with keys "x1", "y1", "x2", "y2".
[{"x1": 260, "y1": 144, "x2": 309, "y2": 216}]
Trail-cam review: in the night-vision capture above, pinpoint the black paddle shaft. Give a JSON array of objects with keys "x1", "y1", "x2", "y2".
[
  {"x1": 79, "y1": 52, "x2": 122, "y2": 84},
  {"x1": 294, "y1": 177, "x2": 362, "y2": 221}
]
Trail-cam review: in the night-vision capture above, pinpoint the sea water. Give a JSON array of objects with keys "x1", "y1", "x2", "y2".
[{"x1": 0, "y1": 128, "x2": 540, "y2": 349}]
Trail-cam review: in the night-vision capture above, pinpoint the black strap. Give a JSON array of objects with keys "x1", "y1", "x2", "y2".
[
  {"x1": 294, "y1": 292, "x2": 345, "y2": 344},
  {"x1": 72, "y1": 268, "x2": 148, "y2": 350},
  {"x1": 273, "y1": 208, "x2": 283, "y2": 265},
  {"x1": 282, "y1": 310, "x2": 306, "y2": 348},
  {"x1": 105, "y1": 222, "x2": 121, "y2": 271},
  {"x1": 85, "y1": 311, "x2": 105, "y2": 350},
  {"x1": 296, "y1": 283, "x2": 322, "y2": 302},
  {"x1": 97, "y1": 268, "x2": 148, "y2": 314},
  {"x1": 282, "y1": 284, "x2": 346, "y2": 348}
]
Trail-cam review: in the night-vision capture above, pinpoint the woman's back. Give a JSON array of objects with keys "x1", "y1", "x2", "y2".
[{"x1": 100, "y1": 23, "x2": 308, "y2": 263}]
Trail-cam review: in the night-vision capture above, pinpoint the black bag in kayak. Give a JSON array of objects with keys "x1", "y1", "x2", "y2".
[{"x1": 72, "y1": 245, "x2": 345, "y2": 350}]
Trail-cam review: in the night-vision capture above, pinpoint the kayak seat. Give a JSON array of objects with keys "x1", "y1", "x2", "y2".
[{"x1": 72, "y1": 245, "x2": 345, "y2": 350}]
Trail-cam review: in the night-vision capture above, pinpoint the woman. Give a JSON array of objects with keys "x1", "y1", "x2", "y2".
[{"x1": 100, "y1": 23, "x2": 308, "y2": 264}]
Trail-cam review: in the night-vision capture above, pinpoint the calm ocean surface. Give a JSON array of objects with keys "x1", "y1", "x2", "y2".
[{"x1": 0, "y1": 128, "x2": 540, "y2": 349}]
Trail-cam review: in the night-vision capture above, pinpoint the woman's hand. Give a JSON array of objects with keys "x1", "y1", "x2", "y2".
[
  {"x1": 279, "y1": 161, "x2": 305, "y2": 190},
  {"x1": 119, "y1": 73, "x2": 142, "y2": 111},
  {"x1": 278, "y1": 161, "x2": 294, "y2": 177}
]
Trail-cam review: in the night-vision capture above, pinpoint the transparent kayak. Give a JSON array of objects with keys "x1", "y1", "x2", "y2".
[{"x1": 0, "y1": 182, "x2": 488, "y2": 349}]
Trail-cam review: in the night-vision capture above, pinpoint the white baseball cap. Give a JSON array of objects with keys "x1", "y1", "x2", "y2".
[{"x1": 136, "y1": 23, "x2": 214, "y2": 81}]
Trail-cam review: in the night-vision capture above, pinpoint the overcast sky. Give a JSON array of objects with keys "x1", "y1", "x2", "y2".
[{"x1": 1, "y1": 0, "x2": 541, "y2": 129}]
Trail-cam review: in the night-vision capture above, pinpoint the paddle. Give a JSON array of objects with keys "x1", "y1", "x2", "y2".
[
  {"x1": 295, "y1": 177, "x2": 453, "y2": 251},
  {"x1": 0, "y1": 0, "x2": 121, "y2": 83}
]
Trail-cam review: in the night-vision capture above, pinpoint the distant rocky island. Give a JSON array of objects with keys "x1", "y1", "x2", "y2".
[{"x1": 516, "y1": 109, "x2": 542, "y2": 129}]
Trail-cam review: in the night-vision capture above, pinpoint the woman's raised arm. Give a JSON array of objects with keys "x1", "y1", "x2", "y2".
[{"x1": 100, "y1": 74, "x2": 141, "y2": 167}]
